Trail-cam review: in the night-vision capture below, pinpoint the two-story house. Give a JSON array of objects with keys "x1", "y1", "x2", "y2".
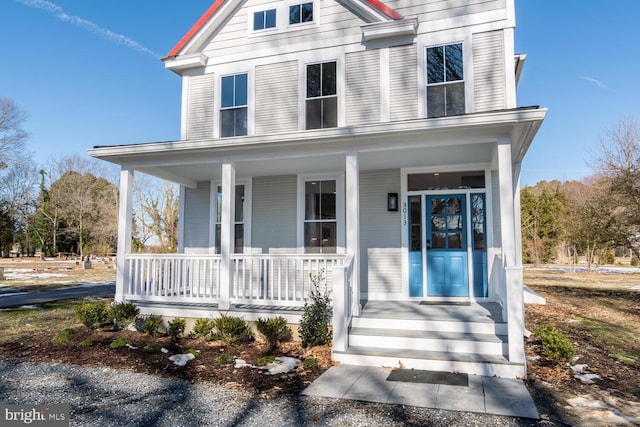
[{"x1": 89, "y1": 0, "x2": 546, "y2": 378}]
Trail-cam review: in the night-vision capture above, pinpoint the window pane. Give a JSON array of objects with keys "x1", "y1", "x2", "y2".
[
  {"x1": 221, "y1": 76, "x2": 234, "y2": 108},
  {"x1": 235, "y1": 74, "x2": 247, "y2": 106},
  {"x1": 234, "y1": 107, "x2": 248, "y2": 136},
  {"x1": 235, "y1": 224, "x2": 244, "y2": 253},
  {"x1": 221, "y1": 109, "x2": 235, "y2": 137},
  {"x1": 472, "y1": 194, "x2": 485, "y2": 250},
  {"x1": 215, "y1": 224, "x2": 221, "y2": 254},
  {"x1": 321, "y1": 62, "x2": 336, "y2": 96},
  {"x1": 235, "y1": 185, "x2": 244, "y2": 222},
  {"x1": 447, "y1": 215, "x2": 463, "y2": 231},
  {"x1": 431, "y1": 198, "x2": 446, "y2": 215},
  {"x1": 447, "y1": 198, "x2": 462, "y2": 214},
  {"x1": 322, "y1": 97, "x2": 337, "y2": 128},
  {"x1": 445, "y1": 82, "x2": 465, "y2": 116},
  {"x1": 431, "y1": 216, "x2": 446, "y2": 231},
  {"x1": 427, "y1": 85, "x2": 445, "y2": 118},
  {"x1": 289, "y1": 5, "x2": 300, "y2": 24},
  {"x1": 265, "y1": 9, "x2": 276, "y2": 28},
  {"x1": 432, "y1": 232, "x2": 446, "y2": 249},
  {"x1": 427, "y1": 46, "x2": 444, "y2": 84},
  {"x1": 302, "y1": 2, "x2": 313, "y2": 22},
  {"x1": 306, "y1": 99, "x2": 322, "y2": 129},
  {"x1": 253, "y1": 11, "x2": 264, "y2": 31},
  {"x1": 320, "y1": 180, "x2": 336, "y2": 219},
  {"x1": 307, "y1": 64, "x2": 321, "y2": 98},
  {"x1": 305, "y1": 181, "x2": 320, "y2": 220},
  {"x1": 216, "y1": 187, "x2": 222, "y2": 222},
  {"x1": 445, "y1": 43, "x2": 463, "y2": 82},
  {"x1": 448, "y1": 232, "x2": 462, "y2": 249},
  {"x1": 304, "y1": 222, "x2": 336, "y2": 253}
]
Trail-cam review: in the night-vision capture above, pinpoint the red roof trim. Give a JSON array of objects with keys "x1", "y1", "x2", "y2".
[
  {"x1": 167, "y1": 0, "x2": 226, "y2": 58},
  {"x1": 364, "y1": 0, "x2": 403, "y2": 20},
  {"x1": 166, "y1": 0, "x2": 402, "y2": 58}
]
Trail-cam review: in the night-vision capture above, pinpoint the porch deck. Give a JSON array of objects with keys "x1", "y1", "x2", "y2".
[{"x1": 359, "y1": 300, "x2": 504, "y2": 323}]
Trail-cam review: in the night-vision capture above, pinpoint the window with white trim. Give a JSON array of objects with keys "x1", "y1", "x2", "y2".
[
  {"x1": 253, "y1": 9, "x2": 276, "y2": 31},
  {"x1": 220, "y1": 73, "x2": 248, "y2": 137},
  {"x1": 289, "y1": 2, "x2": 313, "y2": 25},
  {"x1": 215, "y1": 184, "x2": 245, "y2": 253},
  {"x1": 426, "y1": 43, "x2": 465, "y2": 118},
  {"x1": 306, "y1": 61, "x2": 337, "y2": 129},
  {"x1": 304, "y1": 180, "x2": 336, "y2": 253}
]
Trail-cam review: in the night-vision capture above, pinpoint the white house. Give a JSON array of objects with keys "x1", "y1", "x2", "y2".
[{"x1": 89, "y1": 0, "x2": 546, "y2": 378}]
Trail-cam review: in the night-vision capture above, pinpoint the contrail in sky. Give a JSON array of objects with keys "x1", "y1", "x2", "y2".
[
  {"x1": 15, "y1": 0, "x2": 161, "y2": 58},
  {"x1": 578, "y1": 75, "x2": 608, "y2": 90}
]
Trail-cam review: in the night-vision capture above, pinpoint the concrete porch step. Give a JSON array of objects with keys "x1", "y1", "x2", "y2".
[
  {"x1": 350, "y1": 316, "x2": 508, "y2": 335},
  {"x1": 333, "y1": 346, "x2": 526, "y2": 378},
  {"x1": 348, "y1": 327, "x2": 508, "y2": 355}
]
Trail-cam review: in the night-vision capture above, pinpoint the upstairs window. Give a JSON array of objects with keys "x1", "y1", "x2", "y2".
[
  {"x1": 289, "y1": 2, "x2": 313, "y2": 25},
  {"x1": 253, "y1": 9, "x2": 276, "y2": 31},
  {"x1": 306, "y1": 61, "x2": 337, "y2": 129},
  {"x1": 221, "y1": 74, "x2": 248, "y2": 137},
  {"x1": 426, "y1": 43, "x2": 465, "y2": 118}
]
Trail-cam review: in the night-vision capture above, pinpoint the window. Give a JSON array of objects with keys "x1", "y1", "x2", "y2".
[
  {"x1": 426, "y1": 43, "x2": 465, "y2": 118},
  {"x1": 304, "y1": 180, "x2": 336, "y2": 253},
  {"x1": 306, "y1": 62, "x2": 337, "y2": 129},
  {"x1": 215, "y1": 185, "x2": 245, "y2": 253},
  {"x1": 253, "y1": 9, "x2": 276, "y2": 31},
  {"x1": 221, "y1": 74, "x2": 248, "y2": 137},
  {"x1": 289, "y1": 2, "x2": 313, "y2": 25}
]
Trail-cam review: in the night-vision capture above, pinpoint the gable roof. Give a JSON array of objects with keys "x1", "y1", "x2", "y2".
[{"x1": 166, "y1": 0, "x2": 402, "y2": 58}]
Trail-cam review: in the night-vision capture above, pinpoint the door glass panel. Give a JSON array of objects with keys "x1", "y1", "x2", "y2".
[
  {"x1": 447, "y1": 198, "x2": 462, "y2": 214},
  {"x1": 472, "y1": 194, "x2": 485, "y2": 250},
  {"x1": 448, "y1": 233, "x2": 462, "y2": 248},
  {"x1": 431, "y1": 198, "x2": 445, "y2": 214},
  {"x1": 410, "y1": 196, "x2": 421, "y2": 251},
  {"x1": 447, "y1": 215, "x2": 463, "y2": 231},
  {"x1": 432, "y1": 232, "x2": 446, "y2": 249},
  {"x1": 431, "y1": 216, "x2": 446, "y2": 231}
]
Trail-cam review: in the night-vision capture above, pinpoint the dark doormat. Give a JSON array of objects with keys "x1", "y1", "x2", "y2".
[
  {"x1": 386, "y1": 369, "x2": 469, "y2": 387},
  {"x1": 419, "y1": 301, "x2": 471, "y2": 306}
]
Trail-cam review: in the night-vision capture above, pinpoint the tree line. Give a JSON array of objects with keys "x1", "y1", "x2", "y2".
[
  {"x1": 521, "y1": 116, "x2": 640, "y2": 267},
  {"x1": 0, "y1": 97, "x2": 177, "y2": 258}
]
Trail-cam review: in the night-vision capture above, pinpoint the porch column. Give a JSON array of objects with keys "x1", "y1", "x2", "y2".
[
  {"x1": 115, "y1": 167, "x2": 134, "y2": 302},
  {"x1": 219, "y1": 161, "x2": 236, "y2": 310},
  {"x1": 346, "y1": 151, "x2": 361, "y2": 316},
  {"x1": 496, "y1": 139, "x2": 525, "y2": 365}
]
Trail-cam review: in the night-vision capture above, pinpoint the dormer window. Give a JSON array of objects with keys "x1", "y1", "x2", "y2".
[
  {"x1": 289, "y1": 2, "x2": 313, "y2": 25},
  {"x1": 253, "y1": 9, "x2": 276, "y2": 31},
  {"x1": 426, "y1": 43, "x2": 465, "y2": 118}
]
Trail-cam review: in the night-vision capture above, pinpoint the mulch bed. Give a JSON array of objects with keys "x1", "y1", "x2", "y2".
[{"x1": 0, "y1": 328, "x2": 332, "y2": 398}]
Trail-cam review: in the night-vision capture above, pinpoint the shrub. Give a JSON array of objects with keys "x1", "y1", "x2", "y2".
[
  {"x1": 534, "y1": 324, "x2": 575, "y2": 366},
  {"x1": 192, "y1": 318, "x2": 215, "y2": 340},
  {"x1": 632, "y1": 255, "x2": 639, "y2": 266},
  {"x1": 167, "y1": 317, "x2": 186, "y2": 340},
  {"x1": 75, "y1": 301, "x2": 110, "y2": 329},
  {"x1": 185, "y1": 348, "x2": 200, "y2": 357},
  {"x1": 299, "y1": 270, "x2": 332, "y2": 348},
  {"x1": 256, "y1": 355, "x2": 276, "y2": 366},
  {"x1": 79, "y1": 338, "x2": 93, "y2": 347},
  {"x1": 303, "y1": 358, "x2": 318, "y2": 369},
  {"x1": 212, "y1": 314, "x2": 252, "y2": 345},
  {"x1": 110, "y1": 302, "x2": 139, "y2": 329},
  {"x1": 216, "y1": 353, "x2": 234, "y2": 364},
  {"x1": 52, "y1": 328, "x2": 75, "y2": 344},
  {"x1": 144, "y1": 343, "x2": 162, "y2": 353},
  {"x1": 138, "y1": 314, "x2": 163, "y2": 337},
  {"x1": 603, "y1": 252, "x2": 615, "y2": 265},
  {"x1": 256, "y1": 316, "x2": 291, "y2": 345},
  {"x1": 110, "y1": 338, "x2": 128, "y2": 349}
]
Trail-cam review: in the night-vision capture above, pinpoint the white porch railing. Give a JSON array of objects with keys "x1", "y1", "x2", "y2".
[
  {"x1": 332, "y1": 254, "x2": 354, "y2": 352},
  {"x1": 125, "y1": 253, "x2": 344, "y2": 307}
]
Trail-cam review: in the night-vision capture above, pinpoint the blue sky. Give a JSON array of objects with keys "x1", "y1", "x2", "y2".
[{"x1": 1, "y1": 0, "x2": 638, "y2": 187}]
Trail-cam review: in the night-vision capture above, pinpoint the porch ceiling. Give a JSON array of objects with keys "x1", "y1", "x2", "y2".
[{"x1": 88, "y1": 108, "x2": 546, "y2": 187}]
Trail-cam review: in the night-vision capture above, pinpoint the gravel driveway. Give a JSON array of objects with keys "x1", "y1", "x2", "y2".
[{"x1": 0, "y1": 359, "x2": 547, "y2": 426}]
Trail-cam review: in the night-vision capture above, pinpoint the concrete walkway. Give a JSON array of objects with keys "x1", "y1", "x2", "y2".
[{"x1": 302, "y1": 365, "x2": 539, "y2": 419}]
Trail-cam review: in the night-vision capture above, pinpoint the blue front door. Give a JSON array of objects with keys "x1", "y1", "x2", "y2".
[{"x1": 426, "y1": 195, "x2": 469, "y2": 297}]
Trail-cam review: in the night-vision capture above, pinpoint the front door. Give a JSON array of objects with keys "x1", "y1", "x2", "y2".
[{"x1": 426, "y1": 195, "x2": 468, "y2": 297}]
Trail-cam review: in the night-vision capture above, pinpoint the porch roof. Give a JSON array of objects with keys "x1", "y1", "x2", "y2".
[{"x1": 88, "y1": 107, "x2": 546, "y2": 187}]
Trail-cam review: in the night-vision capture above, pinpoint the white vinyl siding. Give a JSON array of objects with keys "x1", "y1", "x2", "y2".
[
  {"x1": 255, "y1": 61, "x2": 299, "y2": 134},
  {"x1": 473, "y1": 30, "x2": 506, "y2": 112},
  {"x1": 359, "y1": 169, "x2": 402, "y2": 296},
  {"x1": 385, "y1": 0, "x2": 506, "y2": 23},
  {"x1": 183, "y1": 182, "x2": 211, "y2": 253},
  {"x1": 389, "y1": 44, "x2": 419, "y2": 122},
  {"x1": 345, "y1": 50, "x2": 380, "y2": 126},
  {"x1": 186, "y1": 73, "x2": 215, "y2": 140},
  {"x1": 251, "y1": 175, "x2": 298, "y2": 252}
]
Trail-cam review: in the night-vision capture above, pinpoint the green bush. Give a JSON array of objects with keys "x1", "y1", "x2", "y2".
[
  {"x1": 52, "y1": 328, "x2": 75, "y2": 344},
  {"x1": 192, "y1": 318, "x2": 215, "y2": 340},
  {"x1": 110, "y1": 302, "x2": 139, "y2": 329},
  {"x1": 303, "y1": 358, "x2": 318, "y2": 369},
  {"x1": 79, "y1": 338, "x2": 93, "y2": 347},
  {"x1": 167, "y1": 317, "x2": 186, "y2": 340},
  {"x1": 256, "y1": 316, "x2": 291, "y2": 345},
  {"x1": 603, "y1": 252, "x2": 615, "y2": 265},
  {"x1": 75, "y1": 301, "x2": 111, "y2": 329},
  {"x1": 110, "y1": 338, "x2": 128, "y2": 349},
  {"x1": 631, "y1": 255, "x2": 639, "y2": 266},
  {"x1": 139, "y1": 314, "x2": 163, "y2": 337},
  {"x1": 212, "y1": 314, "x2": 252, "y2": 345},
  {"x1": 535, "y1": 324, "x2": 575, "y2": 366},
  {"x1": 216, "y1": 353, "x2": 234, "y2": 364},
  {"x1": 256, "y1": 355, "x2": 276, "y2": 366},
  {"x1": 143, "y1": 343, "x2": 162, "y2": 353},
  {"x1": 299, "y1": 270, "x2": 332, "y2": 348}
]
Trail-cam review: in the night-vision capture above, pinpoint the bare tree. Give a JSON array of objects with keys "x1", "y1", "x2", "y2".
[
  {"x1": 141, "y1": 181, "x2": 179, "y2": 252},
  {"x1": 0, "y1": 98, "x2": 28, "y2": 170}
]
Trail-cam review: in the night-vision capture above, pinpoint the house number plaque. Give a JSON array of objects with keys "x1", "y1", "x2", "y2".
[{"x1": 402, "y1": 201, "x2": 407, "y2": 226}]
